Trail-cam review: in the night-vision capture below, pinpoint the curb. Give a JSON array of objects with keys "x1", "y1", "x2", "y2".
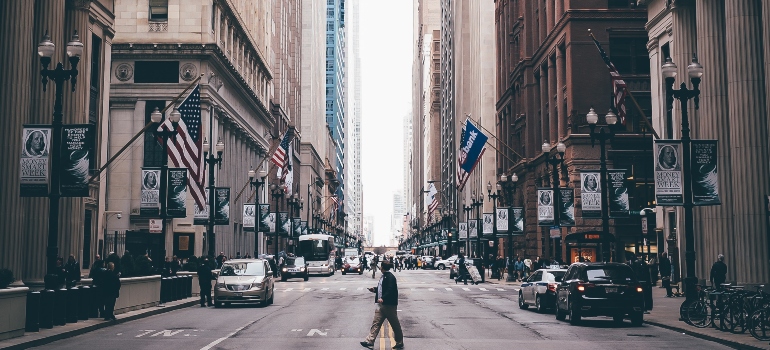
[
  {"x1": 644, "y1": 319, "x2": 768, "y2": 350},
  {"x1": 0, "y1": 298, "x2": 199, "y2": 350}
]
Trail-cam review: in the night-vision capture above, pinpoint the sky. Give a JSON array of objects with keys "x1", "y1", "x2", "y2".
[{"x1": 359, "y1": 1, "x2": 413, "y2": 246}]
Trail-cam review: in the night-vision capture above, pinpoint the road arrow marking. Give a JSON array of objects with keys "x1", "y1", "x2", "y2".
[
  {"x1": 497, "y1": 288, "x2": 505, "y2": 291},
  {"x1": 151, "y1": 330, "x2": 185, "y2": 337},
  {"x1": 307, "y1": 329, "x2": 327, "y2": 337},
  {"x1": 136, "y1": 330, "x2": 155, "y2": 338}
]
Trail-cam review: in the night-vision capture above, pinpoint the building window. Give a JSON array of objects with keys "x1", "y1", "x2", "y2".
[
  {"x1": 609, "y1": 37, "x2": 650, "y2": 75},
  {"x1": 327, "y1": 47, "x2": 334, "y2": 56},
  {"x1": 328, "y1": 0, "x2": 334, "y2": 5},
  {"x1": 326, "y1": 76, "x2": 333, "y2": 85},
  {"x1": 327, "y1": 22, "x2": 334, "y2": 31},
  {"x1": 135, "y1": 61, "x2": 179, "y2": 83},
  {"x1": 326, "y1": 60, "x2": 334, "y2": 71},
  {"x1": 326, "y1": 100, "x2": 334, "y2": 111},
  {"x1": 149, "y1": 0, "x2": 169, "y2": 22},
  {"x1": 327, "y1": 9, "x2": 334, "y2": 17}
]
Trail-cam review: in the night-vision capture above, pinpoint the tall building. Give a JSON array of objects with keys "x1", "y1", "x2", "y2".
[
  {"x1": 403, "y1": 112, "x2": 413, "y2": 217},
  {"x1": 363, "y1": 215, "x2": 374, "y2": 247},
  {"x1": 391, "y1": 192, "x2": 406, "y2": 246},
  {"x1": 326, "y1": 0, "x2": 347, "y2": 212},
  {"x1": 645, "y1": 0, "x2": 770, "y2": 284},
  {"x1": 346, "y1": 0, "x2": 363, "y2": 244}
]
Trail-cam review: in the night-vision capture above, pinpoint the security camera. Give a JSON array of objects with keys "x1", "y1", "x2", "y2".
[{"x1": 117, "y1": 213, "x2": 122, "y2": 219}]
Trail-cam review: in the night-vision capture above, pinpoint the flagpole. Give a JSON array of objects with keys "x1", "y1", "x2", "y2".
[{"x1": 468, "y1": 114, "x2": 525, "y2": 160}]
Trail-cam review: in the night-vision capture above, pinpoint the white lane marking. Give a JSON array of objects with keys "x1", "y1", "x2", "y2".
[
  {"x1": 497, "y1": 288, "x2": 505, "y2": 291},
  {"x1": 462, "y1": 288, "x2": 471, "y2": 291},
  {"x1": 411, "y1": 288, "x2": 417, "y2": 291},
  {"x1": 428, "y1": 288, "x2": 435, "y2": 291},
  {"x1": 479, "y1": 288, "x2": 488, "y2": 291},
  {"x1": 302, "y1": 288, "x2": 311, "y2": 292},
  {"x1": 117, "y1": 333, "x2": 123, "y2": 336},
  {"x1": 136, "y1": 330, "x2": 155, "y2": 338},
  {"x1": 200, "y1": 322, "x2": 254, "y2": 350},
  {"x1": 340, "y1": 287, "x2": 346, "y2": 290},
  {"x1": 357, "y1": 287, "x2": 363, "y2": 290},
  {"x1": 307, "y1": 329, "x2": 328, "y2": 336},
  {"x1": 445, "y1": 288, "x2": 453, "y2": 291},
  {"x1": 151, "y1": 330, "x2": 185, "y2": 337},
  {"x1": 283, "y1": 288, "x2": 294, "y2": 292},
  {"x1": 321, "y1": 288, "x2": 329, "y2": 291}
]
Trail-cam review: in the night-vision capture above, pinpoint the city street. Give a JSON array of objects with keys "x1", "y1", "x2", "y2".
[{"x1": 31, "y1": 269, "x2": 731, "y2": 350}]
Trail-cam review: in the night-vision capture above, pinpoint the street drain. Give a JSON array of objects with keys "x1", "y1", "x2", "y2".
[{"x1": 440, "y1": 300, "x2": 452, "y2": 305}]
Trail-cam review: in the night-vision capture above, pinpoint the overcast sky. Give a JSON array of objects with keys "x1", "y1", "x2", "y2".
[{"x1": 359, "y1": 1, "x2": 412, "y2": 246}]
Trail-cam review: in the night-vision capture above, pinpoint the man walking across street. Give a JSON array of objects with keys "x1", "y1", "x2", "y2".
[
  {"x1": 197, "y1": 257, "x2": 214, "y2": 307},
  {"x1": 710, "y1": 254, "x2": 727, "y2": 289},
  {"x1": 658, "y1": 252, "x2": 673, "y2": 297},
  {"x1": 360, "y1": 259, "x2": 404, "y2": 349}
]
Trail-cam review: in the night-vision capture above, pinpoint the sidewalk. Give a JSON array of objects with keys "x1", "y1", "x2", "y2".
[{"x1": 0, "y1": 296, "x2": 199, "y2": 350}]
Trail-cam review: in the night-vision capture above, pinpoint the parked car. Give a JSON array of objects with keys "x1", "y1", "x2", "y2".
[
  {"x1": 342, "y1": 257, "x2": 363, "y2": 275},
  {"x1": 281, "y1": 256, "x2": 309, "y2": 282},
  {"x1": 450, "y1": 258, "x2": 474, "y2": 279},
  {"x1": 434, "y1": 255, "x2": 457, "y2": 270},
  {"x1": 555, "y1": 262, "x2": 645, "y2": 326},
  {"x1": 518, "y1": 268, "x2": 567, "y2": 313},
  {"x1": 214, "y1": 259, "x2": 274, "y2": 307}
]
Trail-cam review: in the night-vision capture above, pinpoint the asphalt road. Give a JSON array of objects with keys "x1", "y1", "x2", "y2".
[{"x1": 32, "y1": 268, "x2": 732, "y2": 350}]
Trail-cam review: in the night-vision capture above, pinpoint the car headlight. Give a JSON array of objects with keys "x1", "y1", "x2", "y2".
[
  {"x1": 300, "y1": 267, "x2": 305, "y2": 271},
  {"x1": 251, "y1": 282, "x2": 264, "y2": 290},
  {"x1": 282, "y1": 268, "x2": 287, "y2": 272},
  {"x1": 216, "y1": 282, "x2": 226, "y2": 289}
]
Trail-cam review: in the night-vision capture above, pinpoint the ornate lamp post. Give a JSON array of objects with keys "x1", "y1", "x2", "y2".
[
  {"x1": 38, "y1": 30, "x2": 83, "y2": 280},
  {"x1": 587, "y1": 107, "x2": 618, "y2": 262},
  {"x1": 542, "y1": 141, "x2": 566, "y2": 261},
  {"x1": 203, "y1": 136, "x2": 224, "y2": 257},
  {"x1": 662, "y1": 55, "x2": 703, "y2": 304},
  {"x1": 248, "y1": 167, "x2": 267, "y2": 257},
  {"x1": 269, "y1": 183, "x2": 285, "y2": 256},
  {"x1": 287, "y1": 193, "x2": 303, "y2": 254},
  {"x1": 487, "y1": 181, "x2": 502, "y2": 263},
  {"x1": 150, "y1": 106, "x2": 181, "y2": 263},
  {"x1": 471, "y1": 191, "x2": 484, "y2": 282},
  {"x1": 499, "y1": 173, "x2": 518, "y2": 281}
]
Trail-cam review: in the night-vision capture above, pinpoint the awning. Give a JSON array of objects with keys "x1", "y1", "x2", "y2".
[{"x1": 564, "y1": 231, "x2": 615, "y2": 244}]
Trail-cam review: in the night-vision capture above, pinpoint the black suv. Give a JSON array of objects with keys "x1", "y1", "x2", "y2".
[
  {"x1": 555, "y1": 262, "x2": 645, "y2": 326},
  {"x1": 281, "y1": 257, "x2": 309, "y2": 281}
]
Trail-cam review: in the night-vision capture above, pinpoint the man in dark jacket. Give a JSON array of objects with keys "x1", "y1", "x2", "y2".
[
  {"x1": 197, "y1": 257, "x2": 214, "y2": 307},
  {"x1": 456, "y1": 254, "x2": 469, "y2": 285},
  {"x1": 658, "y1": 252, "x2": 673, "y2": 297},
  {"x1": 101, "y1": 262, "x2": 121, "y2": 321},
  {"x1": 64, "y1": 255, "x2": 81, "y2": 288},
  {"x1": 360, "y1": 260, "x2": 404, "y2": 349},
  {"x1": 710, "y1": 254, "x2": 727, "y2": 289}
]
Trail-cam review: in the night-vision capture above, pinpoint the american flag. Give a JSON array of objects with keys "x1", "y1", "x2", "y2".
[
  {"x1": 426, "y1": 183, "x2": 439, "y2": 216},
  {"x1": 457, "y1": 148, "x2": 486, "y2": 191},
  {"x1": 591, "y1": 34, "x2": 628, "y2": 125},
  {"x1": 270, "y1": 128, "x2": 294, "y2": 169},
  {"x1": 159, "y1": 85, "x2": 205, "y2": 208}
]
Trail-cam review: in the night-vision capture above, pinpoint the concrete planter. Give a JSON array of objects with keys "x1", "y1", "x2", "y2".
[
  {"x1": 0, "y1": 287, "x2": 29, "y2": 341},
  {"x1": 113, "y1": 275, "x2": 161, "y2": 315}
]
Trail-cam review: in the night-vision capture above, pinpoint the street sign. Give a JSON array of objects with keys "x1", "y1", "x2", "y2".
[
  {"x1": 149, "y1": 219, "x2": 162, "y2": 233},
  {"x1": 550, "y1": 226, "x2": 561, "y2": 239},
  {"x1": 641, "y1": 217, "x2": 648, "y2": 235}
]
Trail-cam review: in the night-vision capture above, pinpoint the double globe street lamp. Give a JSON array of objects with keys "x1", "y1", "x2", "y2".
[
  {"x1": 203, "y1": 137, "x2": 224, "y2": 257},
  {"x1": 248, "y1": 167, "x2": 267, "y2": 257},
  {"x1": 586, "y1": 107, "x2": 618, "y2": 262},
  {"x1": 542, "y1": 141, "x2": 566, "y2": 262},
  {"x1": 498, "y1": 173, "x2": 518, "y2": 281},
  {"x1": 150, "y1": 106, "x2": 182, "y2": 263}
]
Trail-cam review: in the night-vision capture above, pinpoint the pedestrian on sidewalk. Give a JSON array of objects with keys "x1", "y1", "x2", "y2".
[
  {"x1": 658, "y1": 252, "x2": 673, "y2": 297},
  {"x1": 496, "y1": 256, "x2": 505, "y2": 281},
  {"x1": 710, "y1": 254, "x2": 727, "y2": 290},
  {"x1": 371, "y1": 255, "x2": 379, "y2": 279},
  {"x1": 102, "y1": 262, "x2": 121, "y2": 321},
  {"x1": 456, "y1": 254, "x2": 469, "y2": 285},
  {"x1": 197, "y1": 257, "x2": 214, "y2": 307},
  {"x1": 64, "y1": 254, "x2": 81, "y2": 288},
  {"x1": 360, "y1": 260, "x2": 404, "y2": 349},
  {"x1": 514, "y1": 257, "x2": 525, "y2": 282}
]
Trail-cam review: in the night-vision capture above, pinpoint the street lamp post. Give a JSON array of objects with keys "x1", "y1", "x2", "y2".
[
  {"x1": 248, "y1": 167, "x2": 267, "y2": 257},
  {"x1": 662, "y1": 55, "x2": 703, "y2": 304},
  {"x1": 269, "y1": 184, "x2": 285, "y2": 256},
  {"x1": 499, "y1": 173, "x2": 518, "y2": 281},
  {"x1": 463, "y1": 204, "x2": 472, "y2": 256},
  {"x1": 151, "y1": 107, "x2": 181, "y2": 263},
  {"x1": 542, "y1": 141, "x2": 566, "y2": 261},
  {"x1": 487, "y1": 181, "x2": 502, "y2": 264},
  {"x1": 38, "y1": 30, "x2": 83, "y2": 280},
  {"x1": 203, "y1": 136, "x2": 224, "y2": 257},
  {"x1": 587, "y1": 107, "x2": 618, "y2": 262},
  {"x1": 287, "y1": 193, "x2": 303, "y2": 254},
  {"x1": 471, "y1": 192, "x2": 484, "y2": 282},
  {"x1": 103, "y1": 211, "x2": 122, "y2": 256}
]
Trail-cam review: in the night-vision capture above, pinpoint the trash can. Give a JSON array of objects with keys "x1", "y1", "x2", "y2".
[
  {"x1": 88, "y1": 285, "x2": 101, "y2": 318},
  {"x1": 78, "y1": 286, "x2": 90, "y2": 320},
  {"x1": 66, "y1": 287, "x2": 79, "y2": 323},
  {"x1": 25, "y1": 291, "x2": 40, "y2": 332},
  {"x1": 53, "y1": 288, "x2": 67, "y2": 326},
  {"x1": 160, "y1": 277, "x2": 169, "y2": 303},
  {"x1": 185, "y1": 275, "x2": 192, "y2": 297},
  {"x1": 39, "y1": 289, "x2": 55, "y2": 329}
]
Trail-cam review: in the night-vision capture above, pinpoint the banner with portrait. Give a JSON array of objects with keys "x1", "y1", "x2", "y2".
[
  {"x1": 654, "y1": 140, "x2": 684, "y2": 205},
  {"x1": 511, "y1": 207, "x2": 524, "y2": 233},
  {"x1": 141, "y1": 168, "x2": 161, "y2": 216},
  {"x1": 60, "y1": 124, "x2": 93, "y2": 197},
  {"x1": 194, "y1": 188, "x2": 209, "y2": 225},
  {"x1": 692, "y1": 140, "x2": 721, "y2": 206},
  {"x1": 482, "y1": 213, "x2": 494, "y2": 236},
  {"x1": 214, "y1": 187, "x2": 230, "y2": 225},
  {"x1": 20, "y1": 126, "x2": 51, "y2": 197},
  {"x1": 277, "y1": 212, "x2": 290, "y2": 236},
  {"x1": 559, "y1": 188, "x2": 575, "y2": 227},
  {"x1": 537, "y1": 188, "x2": 554, "y2": 226},
  {"x1": 243, "y1": 204, "x2": 256, "y2": 231},
  {"x1": 495, "y1": 208, "x2": 509, "y2": 234},
  {"x1": 166, "y1": 168, "x2": 187, "y2": 218},
  {"x1": 458, "y1": 222, "x2": 468, "y2": 241},
  {"x1": 468, "y1": 219, "x2": 478, "y2": 238},
  {"x1": 608, "y1": 169, "x2": 630, "y2": 218},
  {"x1": 301, "y1": 221, "x2": 308, "y2": 236},
  {"x1": 580, "y1": 171, "x2": 601, "y2": 218},
  {"x1": 258, "y1": 204, "x2": 271, "y2": 232},
  {"x1": 292, "y1": 218, "x2": 302, "y2": 238},
  {"x1": 265, "y1": 212, "x2": 276, "y2": 235}
]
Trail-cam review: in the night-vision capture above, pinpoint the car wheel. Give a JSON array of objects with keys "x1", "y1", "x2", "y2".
[
  {"x1": 631, "y1": 311, "x2": 643, "y2": 327},
  {"x1": 536, "y1": 295, "x2": 545, "y2": 313},
  {"x1": 214, "y1": 301, "x2": 222, "y2": 308},
  {"x1": 438, "y1": 264, "x2": 446, "y2": 270},
  {"x1": 569, "y1": 301, "x2": 581, "y2": 325},
  {"x1": 518, "y1": 292, "x2": 528, "y2": 310},
  {"x1": 555, "y1": 305, "x2": 567, "y2": 321},
  {"x1": 281, "y1": 276, "x2": 287, "y2": 282},
  {"x1": 267, "y1": 288, "x2": 274, "y2": 305},
  {"x1": 342, "y1": 271, "x2": 346, "y2": 275}
]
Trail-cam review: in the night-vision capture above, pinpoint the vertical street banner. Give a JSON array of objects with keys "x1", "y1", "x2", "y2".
[
  {"x1": 243, "y1": 204, "x2": 256, "y2": 232},
  {"x1": 301, "y1": 221, "x2": 308, "y2": 236},
  {"x1": 692, "y1": 140, "x2": 721, "y2": 206},
  {"x1": 141, "y1": 168, "x2": 161, "y2": 216},
  {"x1": 608, "y1": 169, "x2": 630, "y2": 218},
  {"x1": 266, "y1": 212, "x2": 276, "y2": 235},
  {"x1": 559, "y1": 188, "x2": 576, "y2": 227},
  {"x1": 496, "y1": 208, "x2": 509, "y2": 234},
  {"x1": 654, "y1": 140, "x2": 684, "y2": 205},
  {"x1": 511, "y1": 207, "x2": 525, "y2": 233},
  {"x1": 258, "y1": 204, "x2": 271, "y2": 232},
  {"x1": 292, "y1": 218, "x2": 302, "y2": 237},
  {"x1": 580, "y1": 171, "x2": 601, "y2": 218},
  {"x1": 214, "y1": 187, "x2": 230, "y2": 225},
  {"x1": 458, "y1": 222, "x2": 468, "y2": 241},
  {"x1": 194, "y1": 188, "x2": 209, "y2": 225},
  {"x1": 483, "y1": 213, "x2": 494, "y2": 236},
  {"x1": 537, "y1": 188, "x2": 554, "y2": 226},
  {"x1": 468, "y1": 219, "x2": 478, "y2": 238},
  {"x1": 60, "y1": 124, "x2": 93, "y2": 197},
  {"x1": 166, "y1": 168, "x2": 187, "y2": 218},
  {"x1": 20, "y1": 126, "x2": 51, "y2": 197},
  {"x1": 278, "y1": 212, "x2": 290, "y2": 236}
]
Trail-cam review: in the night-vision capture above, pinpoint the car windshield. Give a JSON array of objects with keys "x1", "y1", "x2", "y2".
[
  {"x1": 584, "y1": 266, "x2": 636, "y2": 283},
  {"x1": 347, "y1": 258, "x2": 359, "y2": 265},
  {"x1": 286, "y1": 257, "x2": 305, "y2": 266},
  {"x1": 220, "y1": 262, "x2": 265, "y2": 276},
  {"x1": 546, "y1": 271, "x2": 566, "y2": 282}
]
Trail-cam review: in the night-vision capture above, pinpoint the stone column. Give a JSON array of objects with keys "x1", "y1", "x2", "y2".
[
  {"x1": 548, "y1": 55, "x2": 557, "y2": 143},
  {"x1": 671, "y1": 1, "x2": 696, "y2": 138},
  {"x1": 539, "y1": 69, "x2": 548, "y2": 144},
  {"x1": 24, "y1": 0, "x2": 67, "y2": 285},
  {"x1": 694, "y1": 0, "x2": 734, "y2": 282},
  {"x1": 545, "y1": 0, "x2": 553, "y2": 35},
  {"x1": 0, "y1": 1, "x2": 34, "y2": 283},
  {"x1": 725, "y1": 0, "x2": 770, "y2": 284},
  {"x1": 556, "y1": 48, "x2": 566, "y2": 139}
]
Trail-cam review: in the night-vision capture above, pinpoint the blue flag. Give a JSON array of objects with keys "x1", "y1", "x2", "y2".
[{"x1": 458, "y1": 119, "x2": 488, "y2": 172}]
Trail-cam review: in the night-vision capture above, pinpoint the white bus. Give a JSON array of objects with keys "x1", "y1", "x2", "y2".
[{"x1": 297, "y1": 234, "x2": 336, "y2": 276}]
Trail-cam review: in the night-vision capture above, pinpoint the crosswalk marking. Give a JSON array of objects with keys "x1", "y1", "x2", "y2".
[
  {"x1": 479, "y1": 288, "x2": 488, "y2": 291},
  {"x1": 357, "y1": 287, "x2": 363, "y2": 291},
  {"x1": 302, "y1": 288, "x2": 311, "y2": 292},
  {"x1": 445, "y1": 288, "x2": 452, "y2": 291},
  {"x1": 321, "y1": 288, "x2": 329, "y2": 291},
  {"x1": 340, "y1": 287, "x2": 346, "y2": 290},
  {"x1": 283, "y1": 288, "x2": 293, "y2": 292},
  {"x1": 273, "y1": 286, "x2": 517, "y2": 293},
  {"x1": 428, "y1": 288, "x2": 435, "y2": 291},
  {"x1": 462, "y1": 287, "x2": 471, "y2": 291},
  {"x1": 411, "y1": 288, "x2": 416, "y2": 291},
  {"x1": 496, "y1": 288, "x2": 505, "y2": 291}
]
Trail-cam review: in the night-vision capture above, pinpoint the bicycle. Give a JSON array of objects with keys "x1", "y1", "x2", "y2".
[{"x1": 748, "y1": 285, "x2": 770, "y2": 341}]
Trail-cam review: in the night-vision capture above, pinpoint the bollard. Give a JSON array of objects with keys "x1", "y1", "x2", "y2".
[
  {"x1": 173, "y1": 276, "x2": 182, "y2": 300},
  {"x1": 184, "y1": 276, "x2": 192, "y2": 298},
  {"x1": 162, "y1": 277, "x2": 171, "y2": 303},
  {"x1": 25, "y1": 291, "x2": 41, "y2": 332},
  {"x1": 39, "y1": 289, "x2": 55, "y2": 329},
  {"x1": 66, "y1": 287, "x2": 79, "y2": 323},
  {"x1": 78, "y1": 286, "x2": 90, "y2": 320},
  {"x1": 88, "y1": 285, "x2": 100, "y2": 318},
  {"x1": 169, "y1": 276, "x2": 177, "y2": 301},
  {"x1": 53, "y1": 288, "x2": 67, "y2": 326}
]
